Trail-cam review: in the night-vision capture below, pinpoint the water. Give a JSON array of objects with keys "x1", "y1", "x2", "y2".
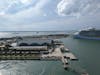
[
  {"x1": 61, "y1": 36, "x2": 100, "y2": 75},
  {"x1": 0, "y1": 31, "x2": 100, "y2": 75},
  {"x1": 0, "y1": 31, "x2": 69, "y2": 38}
]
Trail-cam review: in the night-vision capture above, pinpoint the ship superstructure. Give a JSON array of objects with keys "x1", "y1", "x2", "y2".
[{"x1": 74, "y1": 28, "x2": 100, "y2": 40}]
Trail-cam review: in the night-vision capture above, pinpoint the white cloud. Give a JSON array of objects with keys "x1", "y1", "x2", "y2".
[
  {"x1": 20, "y1": 0, "x2": 32, "y2": 4},
  {"x1": 57, "y1": 0, "x2": 100, "y2": 17},
  {"x1": 0, "y1": 11, "x2": 5, "y2": 16},
  {"x1": 0, "y1": 0, "x2": 51, "y2": 25},
  {"x1": 0, "y1": 0, "x2": 100, "y2": 31}
]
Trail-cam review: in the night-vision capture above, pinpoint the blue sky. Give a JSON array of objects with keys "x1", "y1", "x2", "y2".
[{"x1": 0, "y1": 0, "x2": 100, "y2": 31}]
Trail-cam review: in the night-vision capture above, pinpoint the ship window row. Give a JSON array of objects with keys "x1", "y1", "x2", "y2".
[{"x1": 80, "y1": 31, "x2": 100, "y2": 36}]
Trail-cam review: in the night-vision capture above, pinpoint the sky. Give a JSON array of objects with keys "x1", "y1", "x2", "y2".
[{"x1": 0, "y1": 0, "x2": 100, "y2": 31}]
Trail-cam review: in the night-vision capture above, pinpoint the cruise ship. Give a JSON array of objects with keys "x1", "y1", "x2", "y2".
[{"x1": 74, "y1": 28, "x2": 100, "y2": 40}]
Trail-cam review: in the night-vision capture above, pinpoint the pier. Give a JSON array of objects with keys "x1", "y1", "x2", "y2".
[
  {"x1": 0, "y1": 40, "x2": 77, "y2": 64},
  {"x1": 63, "y1": 52, "x2": 78, "y2": 60},
  {"x1": 0, "y1": 40, "x2": 78, "y2": 69},
  {"x1": 0, "y1": 34, "x2": 89, "y2": 75}
]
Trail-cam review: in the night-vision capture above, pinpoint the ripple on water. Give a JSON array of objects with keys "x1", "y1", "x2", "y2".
[{"x1": 0, "y1": 60, "x2": 47, "y2": 75}]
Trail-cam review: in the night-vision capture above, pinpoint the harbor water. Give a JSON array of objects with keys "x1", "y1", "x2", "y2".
[{"x1": 0, "y1": 31, "x2": 100, "y2": 75}]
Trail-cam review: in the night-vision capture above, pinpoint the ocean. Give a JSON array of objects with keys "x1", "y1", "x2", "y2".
[{"x1": 0, "y1": 31, "x2": 100, "y2": 75}]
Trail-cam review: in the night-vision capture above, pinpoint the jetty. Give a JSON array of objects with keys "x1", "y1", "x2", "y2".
[
  {"x1": 0, "y1": 38, "x2": 77, "y2": 69},
  {"x1": 0, "y1": 33, "x2": 89, "y2": 75}
]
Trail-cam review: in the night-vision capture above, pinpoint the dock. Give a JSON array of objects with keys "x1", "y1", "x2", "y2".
[
  {"x1": 65, "y1": 48, "x2": 69, "y2": 52},
  {"x1": 0, "y1": 34, "x2": 89, "y2": 75},
  {"x1": 63, "y1": 52, "x2": 78, "y2": 60},
  {"x1": 0, "y1": 38, "x2": 78, "y2": 69}
]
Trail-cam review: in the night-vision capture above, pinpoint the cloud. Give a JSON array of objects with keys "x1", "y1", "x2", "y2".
[
  {"x1": 0, "y1": 0, "x2": 100, "y2": 31},
  {"x1": 0, "y1": 0, "x2": 38, "y2": 15},
  {"x1": 0, "y1": 0, "x2": 52, "y2": 25},
  {"x1": 57, "y1": 0, "x2": 100, "y2": 17}
]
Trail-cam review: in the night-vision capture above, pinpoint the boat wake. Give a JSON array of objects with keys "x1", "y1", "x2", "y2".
[{"x1": 39, "y1": 65, "x2": 46, "y2": 75}]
